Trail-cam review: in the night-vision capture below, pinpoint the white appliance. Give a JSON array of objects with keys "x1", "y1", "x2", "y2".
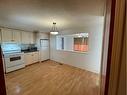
[
  {"x1": 1, "y1": 42, "x2": 25, "y2": 73},
  {"x1": 40, "y1": 39, "x2": 49, "y2": 61}
]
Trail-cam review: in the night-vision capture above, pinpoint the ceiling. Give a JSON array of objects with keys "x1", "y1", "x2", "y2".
[{"x1": 0, "y1": 0, "x2": 105, "y2": 32}]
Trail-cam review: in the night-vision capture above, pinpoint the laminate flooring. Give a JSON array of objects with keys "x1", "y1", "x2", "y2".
[{"x1": 5, "y1": 60, "x2": 100, "y2": 95}]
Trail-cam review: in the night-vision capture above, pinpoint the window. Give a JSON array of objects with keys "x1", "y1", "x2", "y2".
[
  {"x1": 56, "y1": 33, "x2": 89, "y2": 53},
  {"x1": 56, "y1": 37, "x2": 65, "y2": 50},
  {"x1": 74, "y1": 37, "x2": 88, "y2": 52},
  {"x1": 61, "y1": 37, "x2": 64, "y2": 50}
]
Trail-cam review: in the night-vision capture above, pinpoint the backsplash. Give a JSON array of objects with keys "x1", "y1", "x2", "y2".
[{"x1": 20, "y1": 44, "x2": 37, "y2": 50}]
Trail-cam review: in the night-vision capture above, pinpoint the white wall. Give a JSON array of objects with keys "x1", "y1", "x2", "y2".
[
  {"x1": 64, "y1": 36, "x2": 74, "y2": 51},
  {"x1": 50, "y1": 21, "x2": 104, "y2": 73}
]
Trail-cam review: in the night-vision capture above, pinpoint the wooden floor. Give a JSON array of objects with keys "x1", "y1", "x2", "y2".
[{"x1": 5, "y1": 60, "x2": 100, "y2": 95}]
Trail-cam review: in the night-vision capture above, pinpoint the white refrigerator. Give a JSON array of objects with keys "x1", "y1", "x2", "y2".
[{"x1": 40, "y1": 39, "x2": 49, "y2": 61}]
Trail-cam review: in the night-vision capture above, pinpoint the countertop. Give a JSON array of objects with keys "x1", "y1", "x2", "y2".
[{"x1": 21, "y1": 50, "x2": 39, "y2": 53}]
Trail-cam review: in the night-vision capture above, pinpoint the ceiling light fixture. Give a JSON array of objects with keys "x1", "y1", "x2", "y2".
[{"x1": 50, "y1": 22, "x2": 59, "y2": 35}]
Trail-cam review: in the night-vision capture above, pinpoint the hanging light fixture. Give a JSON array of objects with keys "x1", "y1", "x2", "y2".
[{"x1": 50, "y1": 22, "x2": 59, "y2": 35}]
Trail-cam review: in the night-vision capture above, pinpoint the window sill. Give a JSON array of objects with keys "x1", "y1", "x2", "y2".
[{"x1": 56, "y1": 49, "x2": 88, "y2": 54}]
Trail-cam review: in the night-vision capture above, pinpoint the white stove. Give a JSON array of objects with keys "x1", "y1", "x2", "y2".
[{"x1": 1, "y1": 42, "x2": 25, "y2": 73}]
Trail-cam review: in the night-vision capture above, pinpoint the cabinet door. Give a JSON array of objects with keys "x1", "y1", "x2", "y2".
[
  {"x1": 21, "y1": 31, "x2": 30, "y2": 44},
  {"x1": 24, "y1": 53, "x2": 33, "y2": 65},
  {"x1": 33, "y1": 52, "x2": 39, "y2": 63},
  {"x1": 13, "y1": 30, "x2": 21, "y2": 43},
  {"x1": 29, "y1": 32, "x2": 35, "y2": 44},
  {"x1": 1, "y1": 28, "x2": 13, "y2": 42}
]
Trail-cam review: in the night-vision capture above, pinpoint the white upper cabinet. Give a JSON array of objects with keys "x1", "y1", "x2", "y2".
[
  {"x1": 21, "y1": 31, "x2": 30, "y2": 44},
  {"x1": 1, "y1": 28, "x2": 13, "y2": 42},
  {"x1": 1, "y1": 28, "x2": 22, "y2": 43},
  {"x1": 21, "y1": 31, "x2": 35, "y2": 44},
  {"x1": 0, "y1": 28, "x2": 36, "y2": 44},
  {"x1": 12, "y1": 30, "x2": 21, "y2": 43},
  {"x1": 29, "y1": 32, "x2": 35, "y2": 44}
]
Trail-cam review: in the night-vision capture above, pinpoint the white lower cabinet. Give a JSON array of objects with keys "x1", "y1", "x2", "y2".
[
  {"x1": 24, "y1": 51, "x2": 39, "y2": 66},
  {"x1": 32, "y1": 52, "x2": 39, "y2": 63}
]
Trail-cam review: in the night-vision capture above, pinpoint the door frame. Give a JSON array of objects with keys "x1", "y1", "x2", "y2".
[
  {"x1": 107, "y1": 0, "x2": 126, "y2": 94},
  {"x1": 100, "y1": 0, "x2": 126, "y2": 94},
  {"x1": 0, "y1": 47, "x2": 6, "y2": 95}
]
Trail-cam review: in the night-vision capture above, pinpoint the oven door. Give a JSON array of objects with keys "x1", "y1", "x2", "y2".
[{"x1": 4, "y1": 53, "x2": 24, "y2": 68}]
